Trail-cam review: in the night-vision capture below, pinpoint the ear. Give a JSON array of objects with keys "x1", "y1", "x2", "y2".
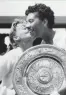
[{"x1": 42, "y1": 18, "x2": 48, "y2": 27}]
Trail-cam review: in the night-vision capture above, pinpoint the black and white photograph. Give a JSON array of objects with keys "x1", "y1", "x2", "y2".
[{"x1": 0, "y1": 0, "x2": 66, "y2": 95}]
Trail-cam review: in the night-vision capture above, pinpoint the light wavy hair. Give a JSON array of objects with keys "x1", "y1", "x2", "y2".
[{"x1": 9, "y1": 18, "x2": 26, "y2": 47}]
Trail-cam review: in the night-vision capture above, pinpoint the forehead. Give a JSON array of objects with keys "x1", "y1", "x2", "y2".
[
  {"x1": 17, "y1": 23, "x2": 23, "y2": 28},
  {"x1": 16, "y1": 22, "x2": 26, "y2": 30},
  {"x1": 16, "y1": 23, "x2": 23, "y2": 31},
  {"x1": 26, "y1": 12, "x2": 39, "y2": 20}
]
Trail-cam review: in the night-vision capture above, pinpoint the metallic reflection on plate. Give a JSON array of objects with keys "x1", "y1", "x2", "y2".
[{"x1": 13, "y1": 44, "x2": 66, "y2": 95}]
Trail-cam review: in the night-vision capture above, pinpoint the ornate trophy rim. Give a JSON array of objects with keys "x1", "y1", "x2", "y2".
[{"x1": 13, "y1": 44, "x2": 66, "y2": 95}]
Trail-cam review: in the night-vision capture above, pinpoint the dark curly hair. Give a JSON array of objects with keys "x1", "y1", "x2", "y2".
[{"x1": 25, "y1": 3, "x2": 54, "y2": 29}]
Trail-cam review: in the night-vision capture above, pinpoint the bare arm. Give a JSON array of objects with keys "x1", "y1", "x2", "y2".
[{"x1": 0, "y1": 56, "x2": 9, "y2": 80}]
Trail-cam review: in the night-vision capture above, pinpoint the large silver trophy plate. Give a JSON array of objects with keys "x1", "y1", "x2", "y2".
[{"x1": 13, "y1": 44, "x2": 66, "y2": 95}]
